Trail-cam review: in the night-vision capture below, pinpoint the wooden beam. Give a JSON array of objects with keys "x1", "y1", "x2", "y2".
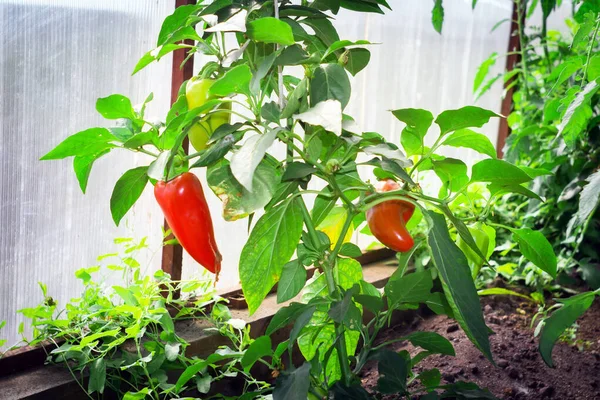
[
  {"x1": 497, "y1": 0, "x2": 524, "y2": 159},
  {"x1": 161, "y1": 0, "x2": 196, "y2": 286}
]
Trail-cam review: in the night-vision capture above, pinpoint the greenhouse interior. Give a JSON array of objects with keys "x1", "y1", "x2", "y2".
[{"x1": 1, "y1": 0, "x2": 599, "y2": 399}]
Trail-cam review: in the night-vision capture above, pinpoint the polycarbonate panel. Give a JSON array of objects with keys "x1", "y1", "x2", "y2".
[{"x1": 0, "y1": 0, "x2": 173, "y2": 349}]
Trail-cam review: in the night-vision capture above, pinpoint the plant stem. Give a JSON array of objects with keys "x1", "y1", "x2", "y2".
[
  {"x1": 582, "y1": 17, "x2": 600, "y2": 86},
  {"x1": 516, "y1": 0, "x2": 531, "y2": 100}
]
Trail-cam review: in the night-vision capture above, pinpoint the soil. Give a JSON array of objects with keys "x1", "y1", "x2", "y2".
[{"x1": 360, "y1": 294, "x2": 600, "y2": 400}]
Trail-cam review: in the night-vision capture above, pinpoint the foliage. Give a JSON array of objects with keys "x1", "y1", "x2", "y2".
[
  {"x1": 473, "y1": 0, "x2": 600, "y2": 366},
  {"x1": 34, "y1": 0, "x2": 579, "y2": 397},
  {"x1": 16, "y1": 238, "x2": 272, "y2": 399}
]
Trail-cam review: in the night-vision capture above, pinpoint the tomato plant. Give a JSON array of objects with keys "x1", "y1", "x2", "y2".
[{"x1": 38, "y1": 0, "x2": 589, "y2": 398}]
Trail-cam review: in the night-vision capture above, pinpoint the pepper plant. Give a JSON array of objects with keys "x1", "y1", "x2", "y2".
[{"x1": 41, "y1": 0, "x2": 556, "y2": 397}]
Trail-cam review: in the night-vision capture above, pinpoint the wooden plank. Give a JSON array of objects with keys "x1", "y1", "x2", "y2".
[
  {"x1": 497, "y1": 0, "x2": 524, "y2": 159},
  {"x1": 161, "y1": 0, "x2": 196, "y2": 285}
]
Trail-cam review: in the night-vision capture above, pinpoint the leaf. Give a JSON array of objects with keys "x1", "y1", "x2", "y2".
[
  {"x1": 240, "y1": 198, "x2": 304, "y2": 314},
  {"x1": 110, "y1": 166, "x2": 149, "y2": 226},
  {"x1": 241, "y1": 336, "x2": 272, "y2": 372},
  {"x1": 385, "y1": 270, "x2": 433, "y2": 308},
  {"x1": 539, "y1": 292, "x2": 596, "y2": 367},
  {"x1": 88, "y1": 358, "x2": 106, "y2": 394},
  {"x1": 273, "y1": 363, "x2": 311, "y2": 400},
  {"x1": 377, "y1": 350, "x2": 409, "y2": 394},
  {"x1": 40, "y1": 128, "x2": 116, "y2": 160},
  {"x1": 568, "y1": 170, "x2": 600, "y2": 235},
  {"x1": 392, "y1": 108, "x2": 434, "y2": 156},
  {"x1": 404, "y1": 331, "x2": 455, "y2": 355},
  {"x1": 441, "y1": 129, "x2": 496, "y2": 158},
  {"x1": 435, "y1": 106, "x2": 500, "y2": 136},
  {"x1": 418, "y1": 368, "x2": 441, "y2": 390},
  {"x1": 431, "y1": 0, "x2": 444, "y2": 33},
  {"x1": 294, "y1": 100, "x2": 342, "y2": 135},
  {"x1": 345, "y1": 48, "x2": 371, "y2": 76},
  {"x1": 558, "y1": 80, "x2": 600, "y2": 148},
  {"x1": 156, "y1": 4, "x2": 200, "y2": 45},
  {"x1": 310, "y1": 64, "x2": 351, "y2": 109},
  {"x1": 511, "y1": 228, "x2": 557, "y2": 278},
  {"x1": 96, "y1": 94, "x2": 136, "y2": 120},
  {"x1": 133, "y1": 44, "x2": 188, "y2": 75},
  {"x1": 230, "y1": 128, "x2": 278, "y2": 192},
  {"x1": 73, "y1": 150, "x2": 109, "y2": 193},
  {"x1": 281, "y1": 78, "x2": 309, "y2": 119},
  {"x1": 427, "y1": 211, "x2": 493, "y2": 361},
  {"x1": 247, "y1": 17, "x2": 295, "y2": 45},
  {"x1": 473, "y1": 53, "x2": 497, "y2": 93},
  {"x1": 432, "y1": 158, "x2": 469, "y2": 197},
  {"x1": 471, "y1": 159, "x2": 533, "y2": 185},
  {"x1": 322, "y1": 39, "x2": 372, "y2": 60},
  {"x1": 165, "y1": 342, "x2": 180, "y2": 362},
  {"x1": 340, "y1": 242, "x2": 362, "y2": 258},
  {"x1": 123, "y1": 388, "x2": 150, "y2": 400},
  {"x1": 341, "y1": 0, "x2": 384, "y2": 13},
  {"x1": 282, "y1": 162, "x2": 317, "y2": 181},
  {"x1": 267, "y1": 302, "x2": 320, "y2": 335},
  {"x1": 205, "y1": 9, "x2": 247, "y2": 33},
  {"x1": 277, "y1": 260, "x2": 307, "y2": 303},
  {"x1": 587, "y1": 54, "x2": 600, "y2": 81},
  {"x1": 477, "y1": 288, "x2": 533, "y2": 301},
  {"x1": 175, "y1": 351, "x2": 242, "y2": 392},
  {"x1": 207, "y1": 159, "x2": 279, "y2": 221},
  {"x1": 209, "y1": 64, "x2": 253, "y2": 97},
  {"x1": 572, "y1": 11, "x2": 596, "y2": 49},
  {"x1": 363, "y1": 144, "x2": 411, "y2": 168}
]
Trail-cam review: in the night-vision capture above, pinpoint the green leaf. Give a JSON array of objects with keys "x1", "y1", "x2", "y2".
[
  {"x1": 558, "y1": 80, "x2": 600, "y2": 148},
  {"x1": 435, "y1": 106, "x2": 499, "y2": 136},
  {"x1": 385, "y1": 270, "x2": 433, "y2": 308},
  {"x1": 273, "y1": 363, "x2": 311, "y2": 400},
  {"x1": 568, "y1": 170, "x2": 600, "y2": 235},
  {"x1": 133, "y1": 44, "x2": 188, "y2": 75},
  {"x1": 340, "y1": 242, "x2": 362, "y2": 258},
  {"x1": 477, "y1": 288, "x2": 533, "y2": 301},
  {"x1": 471, "y1": 159, "x2": 533, "y2": 185},
  {"x1": 267, "y1": 302, "x2": 321, "y2": 335},
  {"x1": 88, "y1": 358, "x2": 106, "y2": 394},
  {"x1": 175, "y1": 350, "x2": 241, "y2": 392},
  {"x1": 321, "y1": 39, "x2": 372, "y2": 61},
  {"x1": 334, "y1": 258, "x2": 364, "y2": 290},
  {"x1": 586, "y1": 54, "x2": 600, "y2": 81},
  {"x1": 488, "y1": 182, "x2": 543, "y2": 201},
  {"x1": 432, "y1": 0, "x2": 444, "y2": 33},
  {"x1": 392, "y1": 108, "x2": 434, "y2": 156},
  {"x1": 96, "y1": 94, "x2": 136, "y2": 120},
  {"x1": 281, "y1": 78, "x2": 309, "y2": 119},
  {"x1": 110, "y1": 166, "x2": 149, "y2": 226},
  {"x1": 432, "y1": 158, "x2": 469, "y2": 197},
  {"x1": 310, "y1": 63, "x2": 351, "y2": 109},
  {"x1": 261, "y1": 101, "x2": 281, "y2": 123},
  {"x1": 123, "y1": 388, "x2": 150, "y2": 400},
  {"x1": 240, "y1": 198, "x2": 304, "y2": 314},
  {"x1": 572, "y1": 11, "x2": 597, "y2": 49},
  {"x1": 345, "y1": 48, "x2": 371, "y2": 76},
  {"x1": 277, "y1": 260, "x2": 307, "y2": 303},
  {"x1": 40, "y1": 128, "x2": 116, "y2": 160},
  {"x1": 241, "y1": 336, "x2": 272, "y2": 372},
  {"x1": 247, "y1": 17, "x2": 295, "y2": 45},
  {"x1": 377, "y1": 350, "x2": 409, "y2": 394},
  {"x1": 341, "y1": 0, "x2": 384, "y2": 13},
  {"x1": 511, "y1": 228, "x2": 557, "y2": 278},
  {"x1": 156, "y1": 4, "x2": 200, "y2": 46},
  {"x1": 282, "y1": 162, "x2": 316, "y2": 181},
  {"x1": 427, "y1": 211, "x2": 493, "y2": 361},
  {"x1": 473, "y1": 52, "x2": 497, "y2": 93},
  {"x1": 207, "y1": 159, "x2": 279, "y2": 221},
  {"x1": 404, "y1": 331, "x2": 455, "y2": 355},
  {"x1": 209, "y1": 64, "x2": 252, "y2": 97},
  {"x1": 539, "y1": 292, "x2": 596, "y2": 367},
  {"x1": 73, "y1": 150, "x2": 109, "y2": 194},
  {"x1": 418, "y1": 368, "x2": 441, "y2": 390},
  {"x1": 441, "y1": 129, "x2": 496, "y2": 158}
]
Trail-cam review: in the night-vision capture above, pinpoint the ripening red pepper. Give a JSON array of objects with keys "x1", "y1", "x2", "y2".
[
  {"x1": 366, "y1": 179, "x2": 415, "y2": 253},
  {"x1": 154, "y1": 172, "x2": 222, "y2": 274}
]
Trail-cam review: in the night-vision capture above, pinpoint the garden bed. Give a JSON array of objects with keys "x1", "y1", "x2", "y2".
[{"x1": 361, "y1": 294, "x2": 600, "y2": 400}]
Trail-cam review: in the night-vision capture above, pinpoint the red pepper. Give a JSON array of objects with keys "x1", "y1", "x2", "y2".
[
  {"x1": 154, "y1": 172, "x2": 222, "y2": 274},
  {"x1": 366, "y1": 179, "x2": 415, "y2": 253}
]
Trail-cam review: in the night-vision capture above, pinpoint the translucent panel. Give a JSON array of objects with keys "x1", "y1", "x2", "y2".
[{"x1": 0, "y1": 0, "x2": 173, "y2": 349}]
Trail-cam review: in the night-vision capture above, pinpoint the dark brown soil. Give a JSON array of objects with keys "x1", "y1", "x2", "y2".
[{"x1": 360, "y1": 295, "x2": 600, "y2": 399}]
